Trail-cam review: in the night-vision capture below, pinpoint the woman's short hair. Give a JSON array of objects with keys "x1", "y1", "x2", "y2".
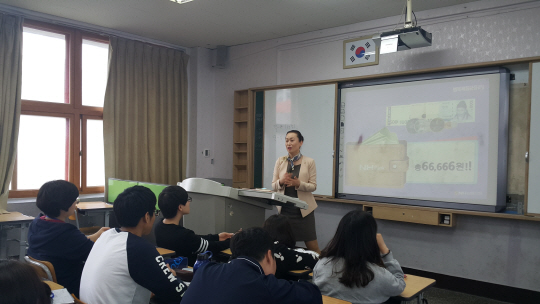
[
  {"x1": 113, "y1": 186, "x2": 156, "y2": 227},
  {"x1": 263, "y1": 214, "x2": 296, "y2": 248},
  {"x1": 320, "y1": 210, "x2": 384, "y2": 288},
  {"x1": 36, "y1": 180, "x2": 79, "y2": 218},
  {"x1": 0, "y1": 259, "x2": 52, "y2": 304},
  {"x1": 286, "y1": 130, "x2": 304, "y2": 142},
  {"x1": 158, "y1": 186, "x2": 189, "y2": 219}
]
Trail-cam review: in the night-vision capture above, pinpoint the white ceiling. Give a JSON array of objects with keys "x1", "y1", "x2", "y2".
[{"x1": 0, "y1": 0, "x2": 480, "y2": 48}]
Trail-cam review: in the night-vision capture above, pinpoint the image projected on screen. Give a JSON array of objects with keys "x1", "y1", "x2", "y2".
[{"x1": 338, "y1": 70, "x2": 507, "y2": 208}]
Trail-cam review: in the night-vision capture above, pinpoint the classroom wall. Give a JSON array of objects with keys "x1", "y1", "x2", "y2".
[{"x1": 193, "y1": 0, "x2": 540, "y2": 292}]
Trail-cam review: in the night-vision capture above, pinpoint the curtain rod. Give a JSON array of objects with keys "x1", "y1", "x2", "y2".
[{"x1": 0, "y1": 4, "x2": 188, "y2": 52}]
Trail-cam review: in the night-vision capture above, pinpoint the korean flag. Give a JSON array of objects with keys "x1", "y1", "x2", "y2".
[{"x1": 344, "y1": 38, "x2": 377, "y2": 67}]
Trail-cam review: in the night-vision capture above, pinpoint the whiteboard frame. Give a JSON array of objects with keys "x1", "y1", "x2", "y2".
[{"x1": 335, "y1": 67, "x2": 510, "y2": 212}]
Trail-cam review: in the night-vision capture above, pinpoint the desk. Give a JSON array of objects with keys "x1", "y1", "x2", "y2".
[
  {"x1": 44, "y1": 280, "x2": 64, "y2": 291},
  {"x1": 0, "y1": 212, "x2": 34, "y2": 261},
  {"x1": 221, "y1": 248, "x2": 232, "y2": 255},
  {"x1": 157, "y1": 247, "x2": 175, "y2": 258},
  {"x1": 76, "y1": 202, "x2": 113, "y2": 228},
  {"x1": 394, "y1": 274, "x2": 436, "y2": 304},
  {"x1": 44, "y1": 280, "x2": 77, "y2": 303},
  {"x1": 322, "y1": 295, "x2": 351, "y2": 304},
  {"x1": 288, "y1": 269, "x2": 312, "y2": 280}
]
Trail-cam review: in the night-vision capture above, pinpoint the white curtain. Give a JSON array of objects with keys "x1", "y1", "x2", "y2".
[{"x1": 0, "y1": 14, "x2": 22, "y2": 213}]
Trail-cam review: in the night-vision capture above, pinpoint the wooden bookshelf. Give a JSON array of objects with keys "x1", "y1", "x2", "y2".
[{"x1": 233, "y1": 90, "x2": 254, "y2": 188}]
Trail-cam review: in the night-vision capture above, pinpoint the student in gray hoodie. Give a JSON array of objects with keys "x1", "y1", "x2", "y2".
[{"x1": 313, "y1": 210, "x2": 405, "y2": 304}]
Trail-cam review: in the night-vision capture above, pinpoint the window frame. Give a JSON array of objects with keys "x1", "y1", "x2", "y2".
[{"x1": 9, "y1": 20, "x2": 108, "y2": 198}]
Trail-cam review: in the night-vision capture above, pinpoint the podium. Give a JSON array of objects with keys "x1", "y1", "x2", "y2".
[{"x1": 178, "y1": 178, "x2": 307, "y2": 235}]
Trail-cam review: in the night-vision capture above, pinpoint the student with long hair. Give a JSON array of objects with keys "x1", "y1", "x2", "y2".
[
  {"x1": 263, "y1": 214, "x2": 319, "y2": 280},
  {"x1": 313, "y1": 210, "x2": 405, "y2": 304},
  {"x1": 0, "y1": 259, "x2": 52, "y2": 304}
]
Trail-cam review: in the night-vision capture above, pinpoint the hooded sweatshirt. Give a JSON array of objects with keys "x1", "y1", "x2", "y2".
[{"x1": 27, "y1": 214, "x2": 94, "y2": 297}]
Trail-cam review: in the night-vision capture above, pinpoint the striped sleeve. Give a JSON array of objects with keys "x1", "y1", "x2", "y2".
[{"x1": 194, "y1": 238, "x2": 209, "y2": 254}]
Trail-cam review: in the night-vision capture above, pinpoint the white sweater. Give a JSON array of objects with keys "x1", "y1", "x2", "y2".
[{"x1": 313, "y1": 252, "x2": 405, "y2": 304}]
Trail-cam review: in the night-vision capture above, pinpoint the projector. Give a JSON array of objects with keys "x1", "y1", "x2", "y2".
[{"x1": 376, "y1": 26, "x2": 432, "y2": 53}]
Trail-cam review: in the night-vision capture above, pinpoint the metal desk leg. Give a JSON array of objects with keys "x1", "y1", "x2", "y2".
[
  {"x1": 417, "y1": 292, "x2": 424, "y2": 304},
  {"x1": 105, "y1": 211, "x2": 110, "y2": 227},
  {"x1": 19, "y1": 223, "x2": 28, "y2": 261},
  {"x1": 75, "y1": 211, "x2": 80, "y2": 229},
  {"x1": 0, "y1": 227, "x2": 7, "y2": 259}
]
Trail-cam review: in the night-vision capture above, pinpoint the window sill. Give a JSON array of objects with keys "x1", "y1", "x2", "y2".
[{"x1": 7, "y1": 193, "x2": 105, "y2": 204}]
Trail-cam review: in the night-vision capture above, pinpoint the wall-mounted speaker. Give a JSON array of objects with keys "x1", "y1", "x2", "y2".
[{"x1": 212, "y1": 45, "x2": 229, "y2": 69}]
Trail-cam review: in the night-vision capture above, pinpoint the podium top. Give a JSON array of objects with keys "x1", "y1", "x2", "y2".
[{"x1": 178, "y1": 178, "x2": 308, "y2": 210}]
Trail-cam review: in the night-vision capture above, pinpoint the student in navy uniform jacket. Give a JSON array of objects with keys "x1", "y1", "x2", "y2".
[
  {"x1": 80, "y1": 186, "x2": 188, "y2": 304},
  {"x1": 155, "y1": 186, "x2": 233, "y2": 266},
  {"x1": 181, "y1": 227, "x2": 322, "y2": 304},
  {"x1": 27, "y1": 180, "x2": 109, "y2": 297}
]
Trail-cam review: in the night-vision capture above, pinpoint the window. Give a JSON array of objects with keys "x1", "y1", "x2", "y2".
[{"x1": 9, "y1": 20, "x2": 109, "y2": 198}]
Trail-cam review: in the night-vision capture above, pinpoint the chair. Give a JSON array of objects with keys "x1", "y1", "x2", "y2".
[
  {"x1": 71, "y1": 294, "x2": 87, "y2": 304},
  {"x1": 24, "y1": 256, "x2": 57, "y2": 283},
  {"x1": 69, "y1": 210, "x2": 80, "y2": 228}
]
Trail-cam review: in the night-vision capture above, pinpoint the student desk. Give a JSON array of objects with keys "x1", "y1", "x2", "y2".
[
  {"x1": 0, "y1": 212, "x2": 34, "y2": 261},
  {"x1": 76, "y1": 202, "x2": 113, "y2": 228},
  {"x1": 221, "y1": 248, "x2": 232, "y2": 255},
  {"x1": 157, "y1": 247, "x2": 175, "y2": 258},
  {"x1": 322, "y1": 295, "x2": 351, "y2": 304},
  {"x1": 393, "y1": 274, "x2": 436, "y2": 304},
  {"x1": 44, "y1": 280, "x2": 64, "y2": 290},
  {"x1": 44, "y1": 280, "x2": 78, "y2": 303}
]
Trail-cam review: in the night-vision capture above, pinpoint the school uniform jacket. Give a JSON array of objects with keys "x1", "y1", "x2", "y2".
[
  {"x1": 181, "y1": 256, "x2": 323, "y2": 304},
  {"x1": 273, "y1": 241, "x2": 319, "y2": 280},
  {"x1": 155, "y1": 221, "x2": 230, "y2": 266},
  {"x1": 27, "y1": 215, "x2": 94, "y2": 298},
  {"x1": 272, "y1": 156, "x2": 317, "y2": 217},
  {"x1": 80, "y1": 229, "x2": 188, "y2": 304}
]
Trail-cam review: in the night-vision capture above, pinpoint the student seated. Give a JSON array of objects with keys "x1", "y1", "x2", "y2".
[
  {"x1": 263, "y1": 214, "x2": 319, "y2": 280},
  {"x1": 0, "y1": 259, "x2": 53, "y2": 304},
  {"x1": 80, "y1": 186, "x2": 188, "y2": 304},
  {"x1": 27, "y1": 180, "x2": 109, "y2": 297},
  {"x1": 313, "y1": 210, "x2": 405, "y2": 304},
  {"x1": 181, "y1": 227, "x2": 322, "y2": 304},
  {"x1": 155, "y1": 185, "x2": 233, "y2": 266}
]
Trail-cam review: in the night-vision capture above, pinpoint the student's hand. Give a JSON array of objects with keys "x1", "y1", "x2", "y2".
[
  {"x1": 219, "y1": 232, "x2": 234, "y2": 241},
  {"x1": 98, "y1": 227, "x2": 111, "y2": 234},
  {"x1": 166, "y1": 263, "x2": 177, "y2": 277},
  {"x1": 87, "y1": 227, "x2": 111, "y2": 242},
  {"x1": 376, "y1": 233, "x2": 390, "y2": 255}
]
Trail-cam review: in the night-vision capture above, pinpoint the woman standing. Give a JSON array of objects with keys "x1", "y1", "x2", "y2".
[{"x1": 272, "y1": 130, "x2": 320, "y2": 253}]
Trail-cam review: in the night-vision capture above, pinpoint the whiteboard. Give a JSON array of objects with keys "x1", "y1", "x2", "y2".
[
  {"x1": 263, "y1": 84, "x2": 336, "y2": 196},
  {"x1": 337, "y1": 67, "x2": 509, "y2": 212}
]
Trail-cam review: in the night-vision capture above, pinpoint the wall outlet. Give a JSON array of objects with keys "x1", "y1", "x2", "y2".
[{"x1": 204, "y1": 149, "x2": 210, "y2": 158}]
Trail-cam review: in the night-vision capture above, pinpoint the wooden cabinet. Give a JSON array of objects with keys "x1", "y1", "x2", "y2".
[{"x1": 233, "y1": 90, "x2": 253, "y2": 188}]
